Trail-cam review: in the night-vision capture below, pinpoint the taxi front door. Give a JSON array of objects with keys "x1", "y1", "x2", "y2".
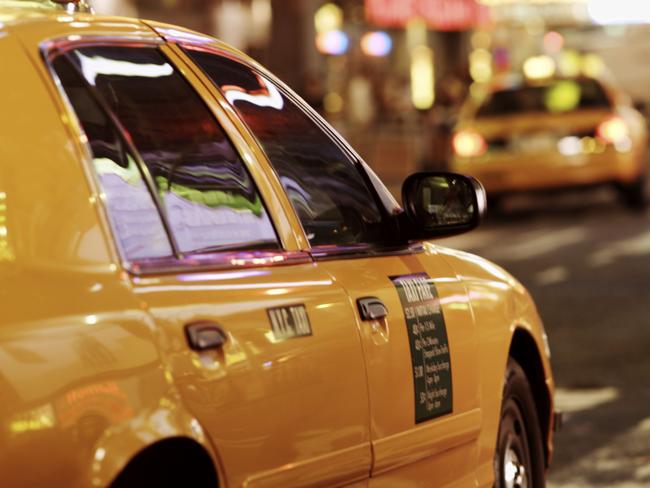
[{"x1": 318, "y1": 246, "x2": 482, "y2": 486}]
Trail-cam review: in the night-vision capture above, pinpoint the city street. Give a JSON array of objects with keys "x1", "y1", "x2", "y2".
[{"x1": 442, "y1": 189, "x2": 650, "y2": 487}]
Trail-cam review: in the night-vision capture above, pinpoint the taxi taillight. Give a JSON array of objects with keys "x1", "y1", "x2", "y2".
[
  {"x1": 452, "y1": 130, "x2": 487, "y2": 158},
  {"x1": 597, "y1": 116, "x2": 629, "y2": 145}
]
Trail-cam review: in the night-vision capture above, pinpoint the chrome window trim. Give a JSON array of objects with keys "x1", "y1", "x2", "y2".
[
  {"x1": 40, "y1": 35, "x2": 302, "y2": 276},
  {"x1": 130, "y1": 250, "x2": 313, "y2": 276},
  {"x1": 309, "y1": 243, "x2": 424, "y2": 261},
  {"x1": 41, "y1": 36, "x2": 164, "y2": 60}
]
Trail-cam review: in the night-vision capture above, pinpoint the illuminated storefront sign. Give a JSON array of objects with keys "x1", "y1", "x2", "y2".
[{"x1": 365, "y1": 0, "x2": 490, "y2": 31}]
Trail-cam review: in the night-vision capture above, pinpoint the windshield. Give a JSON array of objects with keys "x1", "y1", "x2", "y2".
[{"x1": 477, "y1": 79, "x2": 612, "y2": 118}]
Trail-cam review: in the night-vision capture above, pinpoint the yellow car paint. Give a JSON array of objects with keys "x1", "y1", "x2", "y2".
[{"x1": 0, "y1": 6, "x2": 555, "y2": 487}]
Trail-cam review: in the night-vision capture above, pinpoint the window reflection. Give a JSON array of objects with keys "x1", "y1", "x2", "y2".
[
  {"x1": 94, "y1": 155, "x2": 174, "y2": 258},
  {"x1": 66, "y1": 46, "x2": 278, "y2": 255},
  {"x1": 53, "y1": 55, "x2": 173, "y2": 261},
  {"x1": 76, "y1": 52, "x2": 174, "y2": 85},
  {"x1": 222, "y1": 74, "x2": 284, "y2": 110},
  {"x1": 0, "y1": 191, "x2": 14, "y2": 262},
  {"x1": 188, "y1": 50, "x2": 388, "y2": 248}
]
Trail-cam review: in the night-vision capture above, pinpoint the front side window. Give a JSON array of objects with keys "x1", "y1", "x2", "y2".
[
  {"x1": 58, "y1": 45, "x2": 278, "y2": 257},
  {"x1": 186, "y1": 50, "x2": 388, "y2": 248}
]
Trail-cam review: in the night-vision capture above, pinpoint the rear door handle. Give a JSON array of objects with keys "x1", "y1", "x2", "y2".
[
  {"x1": 357, "y1": 297, "x2": 388, "y2": 321},
  {"x1": 185, "y1": 321, "x2": 228, "y2": 351}
]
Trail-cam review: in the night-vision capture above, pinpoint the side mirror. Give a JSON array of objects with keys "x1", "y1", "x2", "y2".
[{"x1": 401, "y1": 172, "x2": 486, "y2": 239}]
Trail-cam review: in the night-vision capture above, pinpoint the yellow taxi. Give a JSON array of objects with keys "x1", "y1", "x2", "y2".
[
  {"x1": 451, "y1": 76, "x2": 648, "y2": 208},
  {"x1": 0, "y1": 1, "x2": 557, "y2": 486}
]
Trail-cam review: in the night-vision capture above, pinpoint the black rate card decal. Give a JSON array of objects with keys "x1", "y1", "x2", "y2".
[
  {"x1": 391, "y1": 273, "x2": 453, "y2": 423},
  {"x1": 267, "y1": 304, "x2": 312, "y2": 340}
]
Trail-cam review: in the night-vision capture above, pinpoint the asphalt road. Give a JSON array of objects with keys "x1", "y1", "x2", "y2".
[{"x1": 441, "y1": 188, "x2": 650, "y2": 487}]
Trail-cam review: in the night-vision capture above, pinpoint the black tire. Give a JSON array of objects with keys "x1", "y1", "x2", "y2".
[
  {"x1": 110, "y1": 440, "x2": 218, "y2": 488},
  {"x1": 493, "y1": 358, "x2": 546, "y2": 488},
  {"x1": 616, "y1": 176, "x2": 647, "y2": 210}
]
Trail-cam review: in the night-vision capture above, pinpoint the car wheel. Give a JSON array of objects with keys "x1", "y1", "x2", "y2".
[
  {"x1": 493, "y1": 358, "x2": 545, "y2": 488},
  {"x1": 616, "y1": 176, "x2": 647, "y2": 210}
]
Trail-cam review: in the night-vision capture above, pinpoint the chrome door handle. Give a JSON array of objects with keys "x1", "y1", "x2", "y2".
[
  {"x1": 185, "y1": 321, "x2": 228, "y2": 351},
  {"x1": 357, "y1": 297, "x2": 388, "y2": 321}
]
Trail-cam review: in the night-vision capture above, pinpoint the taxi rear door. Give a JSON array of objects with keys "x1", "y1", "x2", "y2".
[{"x1": 46, "y1": 40, "x2": 372, "y2": 488}]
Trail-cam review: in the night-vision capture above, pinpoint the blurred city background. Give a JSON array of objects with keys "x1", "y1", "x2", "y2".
[
  {"x1": 94, "y1": 0, "x2": 650, "y2": 192},
  {"x1": 92, "y1": 0, "x2": 650, "y2": 485}
]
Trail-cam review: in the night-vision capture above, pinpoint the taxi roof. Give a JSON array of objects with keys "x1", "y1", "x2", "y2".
[
  {"x1": 0, "y1": 1, "x2": 248, "y2": 64},
  {"x1": 0, "y1": 0, "x2": 92, "y2": 22}
]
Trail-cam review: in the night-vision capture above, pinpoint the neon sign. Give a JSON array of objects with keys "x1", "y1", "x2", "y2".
[{"x1": 365, "y1": 0, "x2": 490, "y2": 31}]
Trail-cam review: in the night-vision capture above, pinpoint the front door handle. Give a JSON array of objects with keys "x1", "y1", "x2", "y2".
[
  {"x1": 357, "y1": 297, "x2": 388, "y2": 321},
  {"x1": 185, "y1": 321, "x2": 228, "y2": 351}
]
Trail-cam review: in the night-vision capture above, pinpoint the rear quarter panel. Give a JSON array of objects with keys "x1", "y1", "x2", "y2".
[{"x1": 0, "y1": 23, "x2": 216, "y2": 487}]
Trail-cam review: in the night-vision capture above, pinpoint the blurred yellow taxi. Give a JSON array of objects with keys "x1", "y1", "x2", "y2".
[
  {"x1": 0, "y1": 1, "x2": 557, "y2": 487},
  {"x1": 451, "y1": 77, "x2": 648, "y2": 208}
]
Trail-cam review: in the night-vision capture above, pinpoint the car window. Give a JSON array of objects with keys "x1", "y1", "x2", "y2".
[
  {"x1": 61, "y1": 45, "x2": 278, "y2": 256},
  {"x1": 186, "y1": 49, "x2": 388, "y2": 248},
  {"x1": 477, "y1": 79, "x2": 612, "y2": 117},
  {"x1": 52, "y1": 55, "x2": 173, "y2": 261}
]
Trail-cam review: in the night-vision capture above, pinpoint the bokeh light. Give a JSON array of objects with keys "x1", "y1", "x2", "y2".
[
  {"x1": 314, "y1": 3, "x2": 343, "y2": 33},
  {"x1": 544, "y1": 31, "x2": 565, "y2": 54},
  {"x1": 316, "y1": 30, "x2": 349, "y2": 56},
  {"x1": 588, "y1": 0, "x2": 650, "y2": 25},
  {"x1": 558, "y1": 50, "x2": 582, "y2": 77},
  {"x1": 582, "y1": 53, "x2": 606, "y2": 78},
  {"x1": 545, "y1": 81, "x2": 581, "y2": 113},
  {"x1": 523, "y1": 55, "x2": 556, "y2": 81},
  {"x1": 470, "y1": 48, "x2": 493, "y2": 84},
  {"x1": 410, "y1": 46, "x2": 434, "y2": 110},
  {"x1": 324, "y1": 92, "x2": 344, "y2": 113},
  {"x1": 361, "y1": 31, "x2": 393, "y2": 57}
]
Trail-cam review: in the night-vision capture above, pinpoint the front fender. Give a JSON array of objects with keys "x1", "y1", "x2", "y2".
[{"x1": 433, "y1": 244, "x2": 554, "y2": 486}]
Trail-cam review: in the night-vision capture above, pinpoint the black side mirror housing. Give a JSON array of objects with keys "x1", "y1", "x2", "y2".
[{"x1": 401, "y1": 172, "x2": 486, "y2": 240}]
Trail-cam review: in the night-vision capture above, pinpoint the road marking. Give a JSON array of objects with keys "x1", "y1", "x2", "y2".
[
  {"x1": 549, "y1": 414, "x2": 650, "y2": 487},
  {"x1": 436, "y1": 228, "x2": 503, "y2": 251},
  {"x1": 491, "y1": 228, "x2": 586, "y2": 261},
  {"x1": 588, "y1": 229, "x2": 650, "y2": 267},
  {"x1": 554, "y1": 387, "x2": 619, "y2": 414},
  {"x1": 535, "y1": 266, "x2": 569, "y2": 286}
]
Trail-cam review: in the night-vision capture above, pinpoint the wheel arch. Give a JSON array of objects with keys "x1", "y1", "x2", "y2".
[
  {"x1": 85, "y1": 398, "x2": 225, "y2": 488},
  {"x1": 109, "y1": 437, "x2": 219, "y2": 487},
  {"x1": 508, "y1": 327, "x2": 552, "y2": 467}
]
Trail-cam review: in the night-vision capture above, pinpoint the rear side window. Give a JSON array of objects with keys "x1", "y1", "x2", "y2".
[
  {"x1": 186, "y1": 50, "x2": 387, "y2": 248},
  {"x1": 477, "y1": 79, "x2": 612, "y2": 117},
  {"x1": 55, "y1": 45, "x2": 278, "y2": 257},
  {"x1": 52, "y1": 55, "x2": 173, "y2": 261}
]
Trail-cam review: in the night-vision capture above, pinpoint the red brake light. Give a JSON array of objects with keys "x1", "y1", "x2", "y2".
[
  {"x1": 453, "y1": 130, "x2": 487, "y2": 158},
  {"x1": 597, "y1": 116, "x2": 629, "y2": 145}
]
